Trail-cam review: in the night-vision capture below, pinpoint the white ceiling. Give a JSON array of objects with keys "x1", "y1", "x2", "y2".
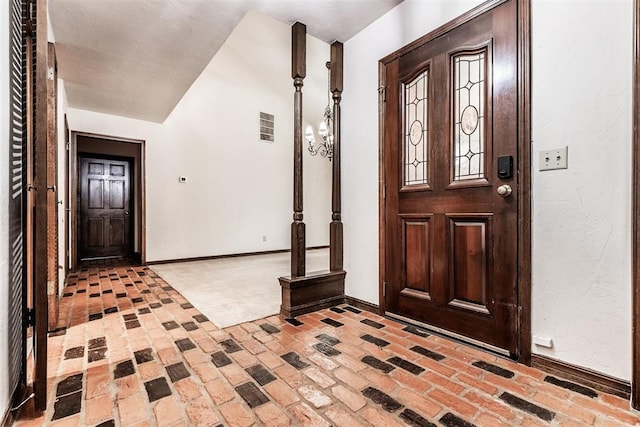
[{"x1": 49, "y1": 0, "x2": 403, "y2": 123}]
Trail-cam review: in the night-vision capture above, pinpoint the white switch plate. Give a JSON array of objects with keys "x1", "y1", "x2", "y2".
[{"x1": 539, "y1": 146, "x2": 568, "y2": 171}]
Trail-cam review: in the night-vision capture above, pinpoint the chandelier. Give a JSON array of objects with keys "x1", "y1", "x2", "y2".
[{"x1": 306, "y1": 61, "x2": 333, "y2": 161}]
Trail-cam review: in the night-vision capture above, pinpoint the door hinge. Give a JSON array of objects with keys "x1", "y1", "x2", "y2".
[
  {"x1": 378, "y1": 86, "x2": 386, "y2": 102},
  {"x1": 26, "y1": 308, "x2": 35, "y2": 327},
  {"x1": 47, "y1": 67, "x2": 55, "y2": 81},
  {"x1": 383, "y1": 281, "x2": 387, "y2": 297}
]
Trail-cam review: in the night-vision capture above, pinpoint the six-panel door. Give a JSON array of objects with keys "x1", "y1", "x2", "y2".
[{"x1": 79, "y1": 156, "x2": 131, "y2": 259}]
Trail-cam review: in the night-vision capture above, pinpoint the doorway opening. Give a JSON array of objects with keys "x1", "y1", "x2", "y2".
[{"x1": 69, "y1": 134, "x2": 145, "y2": 270}]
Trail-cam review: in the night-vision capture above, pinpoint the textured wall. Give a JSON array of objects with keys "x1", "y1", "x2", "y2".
[
  {"x1": 342, "y1": 0, "x2": 633, "y2": 381},
  {"x1": 68, "y1": 12, "x2": 333, "y2": 263},
  {"x1": 530, "y1": 0, "x2": 632, "y2": 380}
]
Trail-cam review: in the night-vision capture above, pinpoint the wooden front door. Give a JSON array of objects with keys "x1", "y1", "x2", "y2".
[
  {"x1": 382, "y1": 0, "x2": 519, "y2": 353},
  {"x1": 79, "y1": 156, "x2": 132, "y2": 259}
]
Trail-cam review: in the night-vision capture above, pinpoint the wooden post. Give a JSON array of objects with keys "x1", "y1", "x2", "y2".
[
  {"x1": 279, "y1": 26, "x2": 345, "y2": 318},
  {"x1": 47, "y1": 42, "x2": 59, "y2": 330},
  {"x1": 34, "y1": 0, "x2": 50, "y2": 412},
  {"x1": 291, "y1": 22, "x2": 306, "y2": 278},
  {"x1": 330, "y1": 42, "x2": 344, "y2": 272}
]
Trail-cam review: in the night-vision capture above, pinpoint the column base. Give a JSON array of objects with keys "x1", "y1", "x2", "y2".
[{"x1": 279, "y1": 270, "x2": 346, "y2": 318}]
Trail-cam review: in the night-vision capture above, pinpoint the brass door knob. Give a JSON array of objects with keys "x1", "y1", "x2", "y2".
[{"x1": 497, "y1": 185, "x2": 512, "y2": 197}]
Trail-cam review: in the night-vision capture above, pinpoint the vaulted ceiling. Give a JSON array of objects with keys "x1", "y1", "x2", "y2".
[{"x1": 49, "y1": 0, "x2": 403, "y2": 123}]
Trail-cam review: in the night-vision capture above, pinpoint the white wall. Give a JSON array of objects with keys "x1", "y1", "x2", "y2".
[
  {"x1": 342, "y1": 0, "x2": 485, "y2": 304},
  {"x1": 531, "y1": 0, "x2": 632, "y2": 381},
  {"x1": 67, "y1": 11, "x2": 332, "y2": 263},
  {"x1": 0, "y1": 0, "x2": 12, "y2": 415},
  {"x1": 343, "y1": 0, "x2": 633, "y2": 381}
]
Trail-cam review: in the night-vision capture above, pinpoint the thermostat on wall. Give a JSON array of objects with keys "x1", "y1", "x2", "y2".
[{"x1": 179, "y1": 176, "x2": 187, "y2": 183}]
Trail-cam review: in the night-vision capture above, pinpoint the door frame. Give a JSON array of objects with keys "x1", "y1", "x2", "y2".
[
  {"x1": 63, "y1": 115, "x2": 69, "y2": 276},
  {"x1": 378, "y1": 0, "x2": 531, "y2": 363},
  {"x1": 632, "y1": 0, "x2": 639, "y2": 410},
  {"x1": 78, "y1": 154, "x2": 134, "y2": 260},
  {"x1": 69, "y1": 132, "x2": 146, "y2": 269}
]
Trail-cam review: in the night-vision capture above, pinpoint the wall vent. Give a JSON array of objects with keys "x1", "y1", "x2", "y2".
[{"x1": 259, "y1": 112, "x2": 274, "y2": 143}]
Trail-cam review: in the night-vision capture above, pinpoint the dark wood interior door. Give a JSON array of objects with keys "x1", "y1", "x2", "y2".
[
  {"x1": 383, "y1": 0, "x2": 518, "y2": 353},
  {"x1": 79, "y1": 156, "x2": 131, "y2": 259}
]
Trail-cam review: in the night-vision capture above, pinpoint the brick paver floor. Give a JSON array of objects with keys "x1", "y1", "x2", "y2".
[{"x1": 13, "y1": 264, "x2": 640, "y2": 426}]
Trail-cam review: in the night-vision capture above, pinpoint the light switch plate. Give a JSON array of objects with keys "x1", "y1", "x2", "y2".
[{"x1": 539, "y1": 146, "x2": 568, "y2": 171}]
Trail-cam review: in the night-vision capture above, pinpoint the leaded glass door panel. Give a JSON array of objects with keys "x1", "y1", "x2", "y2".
[{"x1": 381, "y1": 0, "x2": 519, "y2": 354}]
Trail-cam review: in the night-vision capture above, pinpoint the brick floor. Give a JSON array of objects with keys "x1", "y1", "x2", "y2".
[{"x1": 13, "y1": 264, "x2": 640, "y2": 426}]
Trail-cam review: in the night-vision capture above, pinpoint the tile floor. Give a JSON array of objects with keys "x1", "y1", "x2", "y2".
[
  {"x1": 14, "y1": 263, "x2": 640, "y2": 426},
  {"x1": 150, "y1": 249, "x2": 329, "y2": 328}
]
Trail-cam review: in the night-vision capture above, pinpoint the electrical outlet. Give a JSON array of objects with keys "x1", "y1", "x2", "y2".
[
  {"x1": 533, "y1": 335, "x2": 553, "y2": 348},
  {"x1": 539, "y1": 147, "x2": 568, "y2": 171},
  {"x1": 179, "y1": 176, "x2": 187, "y2": 183}
]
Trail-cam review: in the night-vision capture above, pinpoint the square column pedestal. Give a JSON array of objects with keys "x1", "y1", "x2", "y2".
[{"x1": 279, "y1": 270, "x2": 346, "y2": 317}]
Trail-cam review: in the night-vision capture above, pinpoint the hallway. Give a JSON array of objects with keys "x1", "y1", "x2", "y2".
[{"x1": 14, "y1": 263, "x2": 640, "y2": 426}]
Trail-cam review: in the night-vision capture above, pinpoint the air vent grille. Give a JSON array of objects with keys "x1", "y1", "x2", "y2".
[{"x1": 259, "y1": 112, "x2": 274, "y2": 143}]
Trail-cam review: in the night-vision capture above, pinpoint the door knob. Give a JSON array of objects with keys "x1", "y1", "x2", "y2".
[
  {"x1": 497, "y1": 184, "x2": 512, "y2": 197},
  {"x1": 124, "y1": 211, "x2": 129, "y2": 215}
]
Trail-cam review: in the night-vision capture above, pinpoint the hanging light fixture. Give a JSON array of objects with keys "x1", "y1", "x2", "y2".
[{"x1": 307, "y1": 61, "x2": 333, "y2": 161}]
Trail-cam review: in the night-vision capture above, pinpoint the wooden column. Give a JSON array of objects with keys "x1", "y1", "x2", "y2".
[
  {"x1": 291, "y1": 22, "x2": 306, "y2": 278},
  {"x1": 330, "y1": 42, "x2": 344, "y2": 272},
  {"x1": 47, "y1": 42, "x2": 59, "y2": 330},
  {"x1": 279, "y1": 27, "x2": 346, "y2": 318},
  {"x1": 34, "y1": 0, "x2": 50, "y2": 412}
]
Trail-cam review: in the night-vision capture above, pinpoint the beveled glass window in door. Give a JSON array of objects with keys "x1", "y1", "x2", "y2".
[
  {"x1": 403, "y1": 70, "x2": 429, "y2": 187},
  {"x1": 453, "y1": 50, "x2": 486, "y2": 181}
]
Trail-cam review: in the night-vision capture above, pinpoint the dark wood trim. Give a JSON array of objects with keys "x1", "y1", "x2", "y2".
[
  {"x1": 140, "y1": 140, "x2": 146, "y2": 265},
  {"x1": 532, "y1": 354, "x2": 631, "y2": 400},
  {"x1": 279, "y1": 270, "x2": 346, "y2": 317},
  {"x1": 147, "y1": 246, "x2": 330, "y2": 266},
  {"x1": 69, "y1": 132, "x2": 78, "y2": 271},
  {"x1": 377, "y1": 60, "x2": 387, "y2": 316},
  {"x1": 330, "y1": 41, "x2": 344, "y2": 272},
  {"x1": 380, "y1": 0, "x2": 509, "y2": 65},
  {"x1": 33, "y1": 0, "x2": 49, "y2": 411},
  {"x1": 378, "y1": 0, "x2": 531, "y2": 361},
  {"x1": 63, "y1": 115, "x2": 69, "y2": 276},
  {"x1": 344, "y1": 296, "x2": 379, "y2": 315},
  {"x1": 633, "y1": 0, "x2": 640, "y2": 410},
  {"x1": 516, "y1": 0, "x2": 532, "y2": 365},
  {"x1": 46, "y1": 41, "x2": 58, "y2": 330},
  {"x1": 73, "y1": 131, "x2": 145, "y2": 145},
  {"x1": 290, "y1": 22, "x2": 306, "y2": 278}
]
